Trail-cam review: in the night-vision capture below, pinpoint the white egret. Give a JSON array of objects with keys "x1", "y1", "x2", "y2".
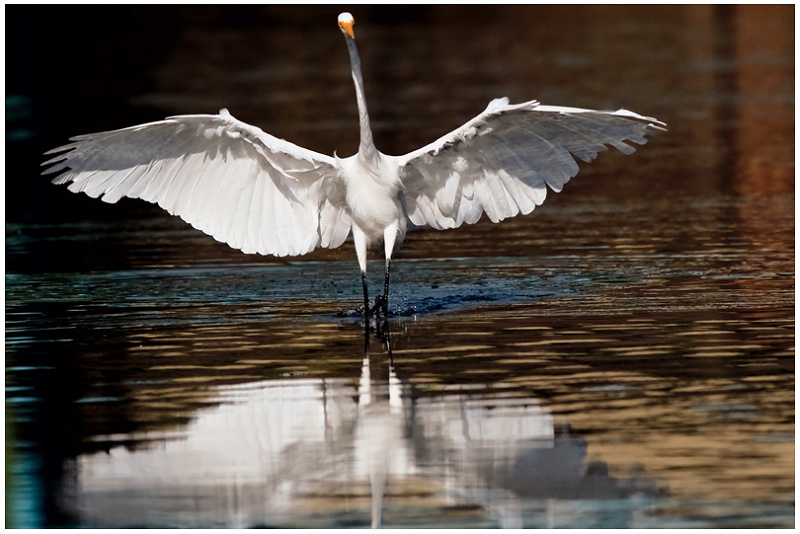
[{"x1": 43, "y1": 12, "x2": 665, "y2": 316}]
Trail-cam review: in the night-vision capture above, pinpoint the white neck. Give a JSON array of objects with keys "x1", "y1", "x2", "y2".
[{"x1": 345, "y1": 37, "x2": 377, "y2": 161}]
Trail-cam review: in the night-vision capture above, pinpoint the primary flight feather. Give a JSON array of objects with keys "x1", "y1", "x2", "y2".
[{"x1": 43, "y1": 12, "x2": 665, "y2": 315}]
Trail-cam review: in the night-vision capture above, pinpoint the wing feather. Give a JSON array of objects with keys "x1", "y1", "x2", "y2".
[
  {"x1": 43, "y1": 110, "x2": 350, "y2": 257},
  {"x1": 396, "y1": 98, "x2": 665, "y2": 230}
]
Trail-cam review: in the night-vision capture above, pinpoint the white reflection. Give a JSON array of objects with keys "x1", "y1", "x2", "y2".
[{"x1": 67, "y1": 353, "x2": 647, "y2": 528}]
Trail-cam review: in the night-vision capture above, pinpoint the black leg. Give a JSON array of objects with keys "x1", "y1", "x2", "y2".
[
  {"x1": 381, "y1": 259, "x2": 391, "y2": 316},
  {"x1": 361, "y1": 271, "x2": 370, "y2": 318}
]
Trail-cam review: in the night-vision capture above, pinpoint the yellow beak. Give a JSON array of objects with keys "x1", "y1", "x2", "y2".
[{"x1": 339, "y1": 19, "x2": 355, "y2": 39}]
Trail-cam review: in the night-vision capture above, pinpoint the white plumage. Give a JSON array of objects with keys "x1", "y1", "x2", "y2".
[{"x1": 43, "y1": 12, "x2": 665, "y2": 315}]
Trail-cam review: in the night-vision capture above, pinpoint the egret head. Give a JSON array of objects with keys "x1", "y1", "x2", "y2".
[{"x1": 338, "y1": 12, "x2": 355, "y2": 39}]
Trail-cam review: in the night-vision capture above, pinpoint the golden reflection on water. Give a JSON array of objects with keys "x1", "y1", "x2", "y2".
[{"x1": 60, "y1": 291, "x2": 793, "y2": 526}]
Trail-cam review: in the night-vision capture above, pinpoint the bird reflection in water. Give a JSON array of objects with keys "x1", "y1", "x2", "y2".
[{"x1": 67, "y1": 326, "x2": 658, "y2": 528}]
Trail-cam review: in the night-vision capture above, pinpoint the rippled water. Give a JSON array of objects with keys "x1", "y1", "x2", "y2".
[{"x1": 6, "y1": 5, "x2": 794, "y2": 528}]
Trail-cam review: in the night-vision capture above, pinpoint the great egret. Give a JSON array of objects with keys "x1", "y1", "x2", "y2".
[{"x1": 43, "y1": 12, "x2": 665, "y2": 316}]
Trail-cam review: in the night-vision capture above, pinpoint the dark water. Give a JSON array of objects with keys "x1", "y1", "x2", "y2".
[{"x1": 6, "y1": 5, "x2": 794, "y2": 528}]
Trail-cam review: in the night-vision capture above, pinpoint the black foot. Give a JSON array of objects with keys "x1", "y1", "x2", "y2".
[
  {"x1": 374, "y1": 294, "x2": 389, "y2": 318},
  {"x1": 342, "y1": 298, "x2": 386, "y2": 319}
]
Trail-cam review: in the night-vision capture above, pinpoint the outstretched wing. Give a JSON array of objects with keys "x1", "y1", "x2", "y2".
[
  {"x1": 42, "y1": 109, "x2": 352, "y2": 256},
  {"x1": 396, "y1": 98, "x2": 666, "y2": 230}
]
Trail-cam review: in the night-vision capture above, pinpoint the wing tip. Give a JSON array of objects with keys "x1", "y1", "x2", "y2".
[
  {"x1": 41, "y1": 151, "x2": 73, "y2": 176},
  {"x1": 613, "y1": 108, "x2": 668, "y2": 131},
  {"x1": 42, "y1": 143, "x2": 77, "y2": 156}
]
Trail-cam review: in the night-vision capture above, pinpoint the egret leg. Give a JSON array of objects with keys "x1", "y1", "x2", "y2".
[
  {"x1": 379, "y1": 222, "x2": 399, "y2": 317},
  {"x1": 353, "y1": 226, "x2": 371, "y2": 317},
  {"x1": 361, "y1": 271, "x2": 370, "y2": 317},
  {"x1": 373, "y1": 257, "x2": 391, "y2": 317},
  {"x1": 381, "y1": 259, "x2": 391, "y2": 316}
]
